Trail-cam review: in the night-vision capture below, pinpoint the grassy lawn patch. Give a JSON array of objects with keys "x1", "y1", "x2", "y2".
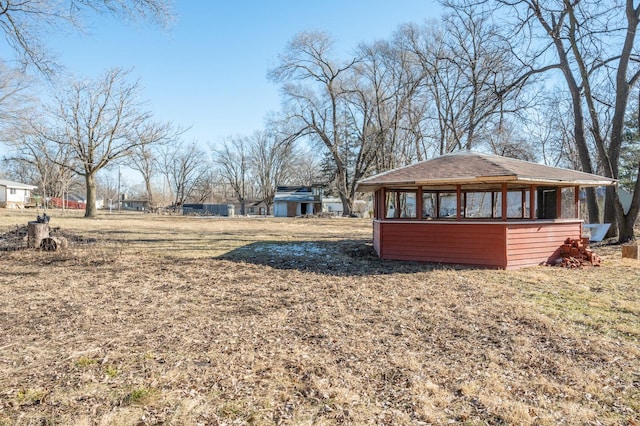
[{"x1": 0, "y1": 211, "x2": 638, "y2": 424}]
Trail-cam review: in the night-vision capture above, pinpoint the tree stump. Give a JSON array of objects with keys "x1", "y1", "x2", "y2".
[
  {"x1": 40, "y1": 237, "x2": 68, "y2": 252},
  {"x1": 27, "y1": 221, "x2": 49, "y2": 249},
  {"x1": 622, "y1": 244, "x2": 639, "y2": 260}
]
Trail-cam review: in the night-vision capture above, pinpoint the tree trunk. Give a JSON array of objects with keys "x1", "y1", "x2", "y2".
[
  {"x1": 84, "y1": 173, "x2": 98, "y2": 218},
  {"x1": 550, "y1": 24, "x2": 601, "y2": 224},
  {"x1": 27, "y1": 222, "x2": 49, "y2": 248},
  {"x1": 616, "y1": 162, "x2": 640, "y2": 243},
  {"x1": 606, "y1": 0, "x2": 640, "y2": 241},
  {"x1": 618, "y1": 216, "x2": 636, "y2": 243},
  {"x1": 340, "y1": 195, "x2": 353, "y2": 217},
  {"x1": 334, "y1": 165, "x2": 353, "y2": 217},
  {"x1": 145, "y1": 177, "x2": 154, "y2": 210},
  {"x1": 583, "y1": 187, "x2": 600, "y2": 224},
  {"x1": 603, "y1": 187, "x2": 619, "y2": 239}
]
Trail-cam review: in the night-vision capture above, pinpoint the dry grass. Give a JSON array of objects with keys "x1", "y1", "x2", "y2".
[{"x1": 0, "y1": 210, "x2": 638, "y2": 425}]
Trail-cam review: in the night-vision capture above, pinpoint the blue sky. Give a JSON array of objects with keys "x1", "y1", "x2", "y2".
[{"x1": 43, "y1": 1, "x2": 441, "y2": 147}]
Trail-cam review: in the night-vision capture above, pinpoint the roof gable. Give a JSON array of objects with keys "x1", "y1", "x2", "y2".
[{"x1": 357, "y1": 151, "x2": 617, "y2": 191}]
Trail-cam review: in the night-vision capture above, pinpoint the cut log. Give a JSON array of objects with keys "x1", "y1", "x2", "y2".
[
  {"x1": 27, "y1": 221, "x2": 49, "y2": 249},
  {"x1": 39, "y1": 236, "x2": 68, "y2": 252},
  {"x1": 622, "y1": 245, "x2": 639, "y2": 260}
]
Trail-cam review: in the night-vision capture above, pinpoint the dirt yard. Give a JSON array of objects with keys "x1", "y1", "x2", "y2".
[{"x1": 0, "y1": 211, "x2": 638, "y2": 425}]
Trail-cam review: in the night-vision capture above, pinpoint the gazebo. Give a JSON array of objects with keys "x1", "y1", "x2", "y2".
[{"x1": 356, "y1": 151, "x2": 617, "y2": 269}]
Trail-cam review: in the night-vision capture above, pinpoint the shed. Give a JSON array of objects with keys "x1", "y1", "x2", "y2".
[
  {"x1": 356, "y1": 151, "x2": 617, "y2": 269},
  {"x1": 182, "y1": 203, "x2": 234, "y2": 216},
  {"x1": 0, "y1": 179, "x2": 37, "y2": 208},
  {"x1": 247, "y1": 200, "x2": 268, "y2": 216},
  {"x1": 322, "y1": 197, "x2": 344, "y2": 216},
  {"x1": 122, "y1": 197, "x2": 150, "y2": 211}
]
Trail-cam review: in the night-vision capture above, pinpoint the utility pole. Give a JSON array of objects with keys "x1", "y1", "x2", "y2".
[{"x1": 118, "y1": 166, "x2": 121, "y2": 213}]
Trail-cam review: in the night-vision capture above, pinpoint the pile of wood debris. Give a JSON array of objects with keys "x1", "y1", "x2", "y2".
[
  {"x1": 0, "y1": 225, "x2": 95, "y2": 251},
  {"x1": 0, "y1": 225, "x2": 29, "y2": 251},
  {"x1": 547, "y1": 237, "x2": 601, "y2": 268}
]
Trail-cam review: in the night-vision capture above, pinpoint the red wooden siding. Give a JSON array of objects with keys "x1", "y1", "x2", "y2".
[
  {"x1": 376, "y1": 221, "x2": 507, "y2": 268},
  {"x1": 373, "y1": 220, "x2": 381, "y2": 255},
  {"x1": 505, "y1": 222, "x2": 581, "y2": 269},
  {"x1": 374, "y1": 220, "x2": 582, "y2": 269}
]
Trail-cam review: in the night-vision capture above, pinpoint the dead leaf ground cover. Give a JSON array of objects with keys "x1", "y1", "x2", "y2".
[{"x1": 0, "y1": 210, "x2": 638, "y2": 425}]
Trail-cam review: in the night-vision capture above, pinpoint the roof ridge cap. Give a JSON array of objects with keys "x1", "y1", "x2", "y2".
[{"x1": 474, "y1": 152, "x2": 517, "y2": 175}]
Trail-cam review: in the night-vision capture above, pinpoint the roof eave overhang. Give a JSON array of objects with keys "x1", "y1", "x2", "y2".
[
  {"x1": 356, "y1": 175, "x2": 618, "y2": 192},
  {"x1": 356, "y1": 176, "x2": 517, "y2": 192},
  {"x1": 516, "y1": 177, "x2": 618, "y2": 187},
  {"x1": 1, "y1": 184, "x2": 37, "y2": 190}
]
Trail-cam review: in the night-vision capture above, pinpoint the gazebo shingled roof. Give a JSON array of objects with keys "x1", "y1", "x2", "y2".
[{"x1": 356, "y1": 151, "x2": 617, "y2": 191}]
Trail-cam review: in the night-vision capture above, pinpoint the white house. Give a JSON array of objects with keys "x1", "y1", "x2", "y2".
[
  {"x1": 0, "y1": 179, "x2": 37, "y2": 208},
  {"x1": 273, "y1": 185, "x2": 323, "y2": 217}
]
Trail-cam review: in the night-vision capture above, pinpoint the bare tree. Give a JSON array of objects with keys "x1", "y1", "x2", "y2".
[
  {"x1": 126, "y1": 122, "x2": 181, "y2": 210},
  {"x1": 126, "y1": 142, "x2": 158, "y2": 208},
  {"x1": 2, "y1": 128, "x2": 80, "y2": 202},
  {"x1": 350, "y1": 37, "x2": 424, "y2": 173},
  {"x1": 524, "y1": 91, "x2": 582, "y2": 169},
  {"x1": 0, "y1": 1, "x2": 174, "y2": 203},
  {"x1": 487, "y1": 119, "x2": 537, "y2": 161},
  {"x1": 399, "y1": 9, "x2": 533, "y2": 157},
  {"x1": 620, "y1": 92, "x2": 640, "y2": 192},
  {"x1": 96, "y1": 169, "x2": 120, "y2": 210},
  {"x1": 288, "y1": 151, "x2": 322, "y2": 186},
  {"x1": 247, "y1": 130, "x2": 295, "y2": 214},
  {"x1": 30, "y1": 67, "x2": 169, "y2": 217},
  {"x1": 188, "y1": 170, "x2": 217, "y2": 204},
  {"x1": 0, "y1": 0, "x2": 173, "y2": 75},
  {"x1": 0, "y1": 61, "x2": 38, "y2": 166},
  {"x1": 465, "y1": 0, "x2": 640, "y2": 241},
  {"x1": 269, "y1": 31, "x2": 373, "y2": 216},
  {"x1": 0, "y1": 61, "x2": 34, "y2": 127},
  {"x1": 214, "y1": 137, "x2": 252, "y2": 215},
  {"x1": 398, "y1": 22, "x2": 457, "y2": 156},
  {"x1": 160, "y1": 140, "x2": 208, "y2": 207}
]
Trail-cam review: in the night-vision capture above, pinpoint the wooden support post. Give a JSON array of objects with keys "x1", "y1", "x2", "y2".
[
  {"x1": 456, "y1": 185, "x2": 462, "y2": 220},
  {"x1": 556, "y1": 188, "x2": 563, "y2": 219},
  {"x1": 529, "y1": 185, "x2": 536, "y2": 220},
  {"x1": 574, "y1": 186, "x2": 580, "y2": 219},
  {"x1": 501, "y1": 183, "x2": 508, "y2": 220}
]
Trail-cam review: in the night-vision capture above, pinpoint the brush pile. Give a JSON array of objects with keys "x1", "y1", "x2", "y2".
[
  {"x1": 0, "y1": 224, "x2": 94, "y2": 251},
  {"x1": 0, "y1": 225, "x2": 29, "y2": 251}
]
